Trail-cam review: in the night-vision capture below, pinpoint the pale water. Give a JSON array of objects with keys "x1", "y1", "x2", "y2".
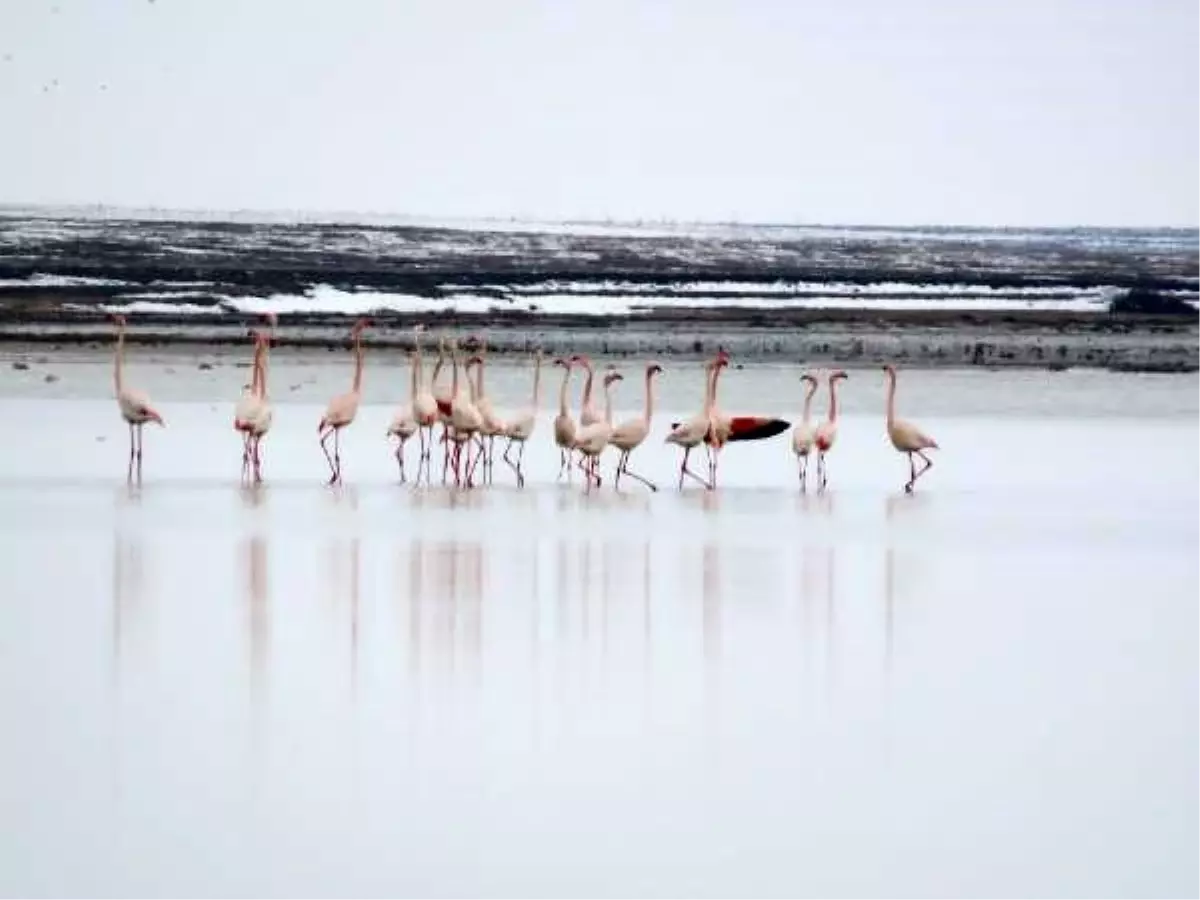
[{"x1": 0, "y1": 359, "x2": 1196, "y2": 897}]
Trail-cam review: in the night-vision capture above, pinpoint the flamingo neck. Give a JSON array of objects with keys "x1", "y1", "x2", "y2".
[
  {"x1": 706, "y1": 365, "x2": 724, "y2": 415},
  {"x1": 643, "y1": 371, "x2": 656, "y2": 424},
  {"x1": 450, "y1": 350, "x2": 460, "y2": 398},
  {"x1": 351, "y1": 332, "x2": 364, "y2": 394},
  {"x1": 531, "y1": 354, "x2": 543, "y2": 410},
  {"x1": 432, "y1": 348, "x2": 446, "y2": 394},
  {"x1": 885, "y1": 372, "x2": 896, "y2": 427},
  {"x1": 557, "y1": 365, "x2": 572, "y2": 415},
  {"x1": 802, "y1": 383, "x2": 817, "y2": 424},
  {"x1": 828, "y1": 377, "x2": 840, "y2": 422},
  {"x1": 408, "y1": 350, "x2": 419, "y2": 403},
  {"x1": 604, "y1": 382, "x2": 615, "y2": 426},
  {"x1": 113, "y1": 325, "x2": 125, "y2": 394},
  {"x1": 580, "y1": 363, "x2": 595, "y2": 413},
  {"x1": 252, "y1": 336, "x2": 267, "y2": 398},
  {"x1": 471, "y1": 363, "x2": 482, "y2": 402},
  {"x1": 413, "y1": 331, "x2": 425, "y2": 392}
]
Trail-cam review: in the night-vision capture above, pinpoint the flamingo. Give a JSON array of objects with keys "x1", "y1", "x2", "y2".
[
  {"x1": 814, "y1": 369, "x2": 849, "y2": 492},
  {"x1": 234, "y1": 328, "x2": 265, "y2": 482},
  {"x1": 665, "y1": 355, "x2": 726, "y2": 490},
  {"x1": 703, "y1": 348, "x2": 790, "y2": 488},
  {"x1": 572, "y1": 369, "x2": 623, "y2": 492},
  {"x1": 609, "y1": 363, "x2": 663, "y2": 492},
  {"x1": 502, "y1": 348, "x2": 543, "y2": 488},
  {"x1": 411, "y1": 325, "x2": 440, "y2": 480},
  {"x1": 447, "y1": 340, "x2": 483, "y2": 487},
  {"x1": 430, "y1": 337, "x2": 454, "y2": 483},
  {"x1": 244, "y1": 316, "x2": 276, "y2": 483},
  {"x1": 111, "y1": 313, "x2": 165, "y2": 482},
  {"x1": 318, "y1": 318, "x2": 370, "y2": 485},
  {"x1": 791, "y1": 372, "x2": 820, "y2": 490},
  {"x1": 552, "y1": 357, "x2": 577, "y2": 481},
  {"x1": 883, "y1": 364, "x2": 939, "y2": 493},
  {"x1": 386, "y1": 349, "x2": 419, "y2": 484},
  {"x1": 469, "y1": 346, "x2": 507, "y2": 484}
]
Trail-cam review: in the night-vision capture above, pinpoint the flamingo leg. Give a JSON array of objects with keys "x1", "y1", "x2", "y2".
[
  {"x1": 320, "y1": 427, "x2": 339, "y2": 484},
  {"x1": 614, "y1": 451, "x2": 625, "y2": 489},
  {"x1": 441, "y1": 425, "x2": 451, "y2": 484},
  {"x1": 797, "y1": 454, "x2": 807, "y2": 491},
  {"x1": 240, "y1": 431, "x2": 252, "y2": 483},
  {"x1": 619, "y1": 451, "x2": 657, "y2": 492},
  {"x1": 252, "y1": 435, "x2": 264, "y2": 483},
  {"x1": 908, "y1": 450, "x2": 934, "y2": 492},
  {"x1": 678, "y1": 447, "x2": 711, "y2": 491},
  {"x1": 516, "y1": 441, "x2": 526, "y2": 488},
  {"x1": 135, "y1": 423, "x2": 144, "y2": 482},
  {"x1": 127, "y1": 422, "x2": 135, "y2": 482},
  {"x1": 395, "y1": 440, "x2": 407, "y2": 484}
]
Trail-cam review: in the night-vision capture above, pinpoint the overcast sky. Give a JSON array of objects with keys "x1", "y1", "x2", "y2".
[{"x1": 1, "y1": 0, "x2": 1195, "y2": 227}]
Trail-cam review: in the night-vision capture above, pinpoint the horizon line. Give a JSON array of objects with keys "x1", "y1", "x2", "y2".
[{"x1": 0, "y1": 201, "x2": 1196, "y2": 234}]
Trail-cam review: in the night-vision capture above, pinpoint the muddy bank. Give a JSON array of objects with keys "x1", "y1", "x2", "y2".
[{"x1": 2, "y1": 309, "x2": 1195, "y2": 372}]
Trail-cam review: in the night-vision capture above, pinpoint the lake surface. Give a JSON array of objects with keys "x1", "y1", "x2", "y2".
[{"x1": 0, "y1": 360, "x2": 1196, "y2": 897}]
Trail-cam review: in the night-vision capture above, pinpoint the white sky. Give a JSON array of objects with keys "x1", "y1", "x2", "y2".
[{"x1": 1, "y1": 0, "x2": 1196, "y2": 227}]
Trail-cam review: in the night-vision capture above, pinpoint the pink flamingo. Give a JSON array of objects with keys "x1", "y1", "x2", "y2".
[
  {"x1": 665, "y1": 355, "x2": 726, "y2": 490},
  {"x1": 609, "y1": 363, "x2": 663, "y2": 491},
  {"x1": 234, "y1": 329, "x2": 265, "y2": 482},
  {"x1": 552, "y1": 357, "x2": 577, "y2": 481},
  {"x1": 386, "y1": 349, "x2": 419, "y2": 483},
  {"x1": 791, "y1": 372, "x2": 819, "y2": 490},
  {"x1": 244, "y1": 323, "x2": 276, "y2": 483},
  {"x1": 502, "y1": 348, "x2": 543, "y2": 488},
  {"x1": 884, "y1": 364, "x2": 939, "y2": 493},
  {"x1": 411, "y1": 325, "x2": 440, "y2": 480},
  {"x1": 111, "y1": 313, "x2": 164, "y2": 482},
  {"x1": 245, "y1": 312, "x2": 277, "y2": 483},
  {"x1": 814, "y1": 369, "x2": 848, "y2": 492},
  {"x1": 572, "y1": 368, "x2": 623, "y2": 492},
  {"x1": 318, "y1": 318, "x2": 370, "y2": 485},
  {"x1": 703, "y1": 348, "x2": 790, "y2": 488}
]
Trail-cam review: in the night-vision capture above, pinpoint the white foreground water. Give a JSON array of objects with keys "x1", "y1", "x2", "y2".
[{"x1": 0, "y1": 355, "x2": 1196, "y2": 897}]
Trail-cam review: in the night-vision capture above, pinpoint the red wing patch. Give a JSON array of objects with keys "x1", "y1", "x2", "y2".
[
  {"x1": 726, "y1": 417, "x2": 790, "y2": 442},
  {"x1": 436, "y1": 399, "x2": 453, "y2": 417}
]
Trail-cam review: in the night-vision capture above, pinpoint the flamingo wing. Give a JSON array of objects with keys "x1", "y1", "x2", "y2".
[
  {"x1": 436, "y1": 398, "x2": 453, "y2": 417},
  {"x1": 725, "y1": 416, "x2": 790, "y2": 442}
]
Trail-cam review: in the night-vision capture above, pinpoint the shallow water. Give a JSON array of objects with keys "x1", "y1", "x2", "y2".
[{"x1": 0, "y1": 362, "x2": 1196, "y2": 897}]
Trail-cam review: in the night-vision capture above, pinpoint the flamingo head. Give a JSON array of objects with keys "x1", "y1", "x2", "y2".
[
  {"x1": 352, "y1": 318, "x2": 372, "y2": 334},
  {"x1": 830, "y1": 369, "x2": 849, "y2": 382},
  {"x1": 800, "y1": 372, "x2": 818, "y2": 387},
  {"x1": 465, "y1": 355, "x2": 483, "y2": 368},
  {"x1": 569, "y1": 354, "x2": 593, "y2": 370},
  {"x1": 413, "y1": 323, "x2": 426, "y2": 334},
  {"x1": 553, "y1": 357, "x2": 571, "y2": 369},
  {"x1": 647, "y1": 363, "x2": 664, "y2": 377},
  {"x1": 109, "y1": 312, "x2": 127, "y2": 327},
  {"x1": 715, "y1": 347, "x2": 731, "y2": 365},
  {"x1": 263, "y1": 311, "x2": 278, "y2": 327},
  {"x1": 882, "y1": 363, "x2": 897, "y2": 376},
  {"x1": 603, "y1": 370, "x2": 624, "y2": 387}
]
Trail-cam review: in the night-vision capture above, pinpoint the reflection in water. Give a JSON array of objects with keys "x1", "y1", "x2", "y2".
[
  {"x1": 111, "y1": 531, "x2": 145, "y2": 677},
  {"x1": 243, "y1": 534, "x2": 269, "y2": 701},
  {"x1": 399, "y1": 536, "x2": 484, "y2": 694},
  {"x1": 326, "y1": 534, "x2": 363, "y2": 696}
]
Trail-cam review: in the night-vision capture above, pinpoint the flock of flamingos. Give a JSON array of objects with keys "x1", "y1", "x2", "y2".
[{"x1": 110, "y1": 313, "x2": 941, "y2": 493}]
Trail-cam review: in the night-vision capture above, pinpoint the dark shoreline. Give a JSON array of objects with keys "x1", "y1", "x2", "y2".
[{"x1": 2, "y1": 307, "x2": 1195, "y2": 373}]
